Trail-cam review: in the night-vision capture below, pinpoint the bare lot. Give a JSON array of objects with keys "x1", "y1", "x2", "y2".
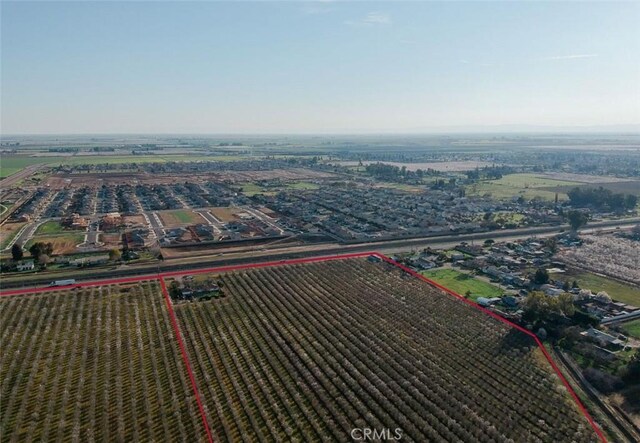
[
  {"x1": 210, "y1": 207, "x2": 243, "y2": 222},
  {"x1": 25, "y1": 233, "x2": 85, "y2": 255},
  {"x1": 159, "y1": 210, "x2": 206, "y2": 227},
  {"x1": 123, "y1": 214, "x2": 147, "y2": 227},
  {"x1": 100, "y1": 232, "x2": 122, "y2": 248}
]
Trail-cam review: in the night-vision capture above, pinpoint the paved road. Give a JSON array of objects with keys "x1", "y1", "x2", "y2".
[
  {"x1": 144, "y1": 211, "x2": 165, "y2": 238},
  {"x1": 243, "y1": 207, "x2": 286, "y2": 235},
  {"x1": 79, "y1": 216, "x2": 102, "y2": 249},
  {"x1": 195, "y1": 209, "x2": 224, "y2": 233},
  {"x1": 9, "y1": 220, "x2": 46, "y2": 250},
  {"x1": 2, "y1": 220, "x2": 637, "y2": 290}
]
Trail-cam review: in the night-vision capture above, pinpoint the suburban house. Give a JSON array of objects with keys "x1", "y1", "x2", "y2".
[
  {"x1": 16, "y1": 261, "x2": 35, "y2": 271},
  {"x1": 581, "y1": 327, "x2": 624, "y2": 348}
]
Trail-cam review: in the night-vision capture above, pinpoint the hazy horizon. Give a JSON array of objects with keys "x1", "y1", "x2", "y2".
[{"x1": 2, "y1": 1, "x2": 639, "y2": 134}]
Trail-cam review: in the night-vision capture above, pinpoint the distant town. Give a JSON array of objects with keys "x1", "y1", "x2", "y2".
[{"x1": 1, "y1": 133, "x2": 639, "y2": 441}]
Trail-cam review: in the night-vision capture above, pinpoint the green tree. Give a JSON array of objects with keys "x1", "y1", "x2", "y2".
[
  {"x1": 623, "y1": 351, "x2": 640, "y2": 383},
  {"x1": 29, "y1": 242, "x2": 54, "y2": 259},
  {"x1": 558, "y1": 292, "x2": 576, "y2": 316},
  {"x1": 38, "y1": 254, "x2": 51, "y2": 267},
  {"x1": 567, "y1": 210, "x2": 589, "y2": 232},
  {"x1": 168, "y1": 280, "x2": 183, "y2": 299},
  {"x1": 109, "y1": 249, "x2": 121, "y2": 261},
  {"x1": 11, "y1": 243, "x2": 23, "y2": 261},
  {"x1": 533, "y1": 268, "x2": 550, "y2": 285},
  {"x1": 625, "y1": 194, "x2": 638, "y2": 210},
  {"x1": 543, "y1": 237, "x2": 558, "y2": 254},
  {"x1": 522, "y1": 291, "x2": 559, "y2": 321}
]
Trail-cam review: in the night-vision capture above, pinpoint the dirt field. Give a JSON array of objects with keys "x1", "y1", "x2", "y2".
[
  {"x1": 0, "y1": 222, "x2": 25, "y2": 249},
  {"x1": 258, "y1": 206, "x2": 278, "y2": 217},
  {"x1": 100, "y1": 233, "x2": 122, "y2": 248},
  {"x1": 210, "y1": 207, "x2": 241, "y2": 222},
  {"x1": 123, "y1": 214, "x2": 147, "y2": 227},
  {"x1": 25, "y1": 234, "x2": 84, "y2": 254},
  {"x1": 159, "y1": 210, "x2": 205, "y2": 227}
]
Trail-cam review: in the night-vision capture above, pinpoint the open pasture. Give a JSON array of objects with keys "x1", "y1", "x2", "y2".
[{"x1": 466, "y1": 173, "x2": 578, "y2": 201}]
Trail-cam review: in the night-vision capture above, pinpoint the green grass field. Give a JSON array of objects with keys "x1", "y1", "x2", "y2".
[
  {"x1": 620, "y1": 320, "x2": 640, "y2": 339},
  {"x1": 0, "y1": 155, "x2": 68, "y2": 178},
  {"x1": 421, "y1": 268, "x2": 503, "y2": 301},
  {"x1": 34, "y1": 221, "x2": 67, "y2": 235},
  {"x1": 0, "y1": 154, "x2": 252, "y2": 178},
  {"x1": 172, "y1": 210, "x2": 199, "y2": 224},
  {"x1": 375, "y1": 182, "x2": 429, "y2": 192},
  {"x1": 239, "y1": 182, "x2": 266, "y2": 196},
  {"x1": 466, "y1": 173, "x2": 579, "y2": 201},
  {"x1": 238, "y1": 183, "x2": 279, "y2": 196},
  {"x1": 552, "y1": 271, "x2": 640, "y2": 306},
  {"x1": 286, "y1": 181, "x2": 320, "y2": 190}
]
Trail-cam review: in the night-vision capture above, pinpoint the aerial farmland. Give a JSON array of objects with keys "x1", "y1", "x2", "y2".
[{"x1": 0, "y1": 257, "x2": 602, "y2": 442}]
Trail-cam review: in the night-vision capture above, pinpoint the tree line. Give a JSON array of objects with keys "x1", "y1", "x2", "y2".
[{"x1": 567, "y1": 186, "x2": 638, "y2": 212}]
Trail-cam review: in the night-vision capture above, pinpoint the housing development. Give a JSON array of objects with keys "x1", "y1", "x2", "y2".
[{"x1": 1, "y1": 134, "x2": 639, "y2": 442}]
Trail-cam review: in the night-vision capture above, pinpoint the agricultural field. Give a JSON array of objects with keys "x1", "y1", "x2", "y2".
[
  {"x1": 421, "y1": 268, "x2": 503, "y2": 301},
  {"x1": 0, "y1": 153, "x2": 251, "y2": 178},
  {"x1": 557, "y1": 235, "x2": 640, "y2": 287},
  {"x1": 0, "y1": 155, "x2": 67, "y2": 178},
  {"x1": 159, "y1": 209, "x2": 205, "y2": 226},
  {"x1": 0, "y1": 281, "x2": 205, "y2": 441},
  {"x1": 466, "y1": 173, "x2": 579, "y2": 201},
  {"x1": 175, "y1": 258, "x2": 598, "y2": 442}
]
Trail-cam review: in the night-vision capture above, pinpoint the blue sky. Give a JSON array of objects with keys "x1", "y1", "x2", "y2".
[{"x1": 1, "y1": 1, "x2": 639, "y2": 134}]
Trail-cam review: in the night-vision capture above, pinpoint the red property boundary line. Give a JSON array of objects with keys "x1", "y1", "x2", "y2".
[
  {"x1": 374, "y1": 253, "x2": 608, "y2": 443},
  {"x1": 159, "y1": 277, "x2": 215, "y2": 443},
  {"x1": 0, "y1": 251, "x2": 607, "y2": 442}
]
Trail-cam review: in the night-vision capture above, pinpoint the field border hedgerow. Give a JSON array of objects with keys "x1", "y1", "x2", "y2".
[{"x1": 0, "y1": 251, "x2": 607, "y2": 442}]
